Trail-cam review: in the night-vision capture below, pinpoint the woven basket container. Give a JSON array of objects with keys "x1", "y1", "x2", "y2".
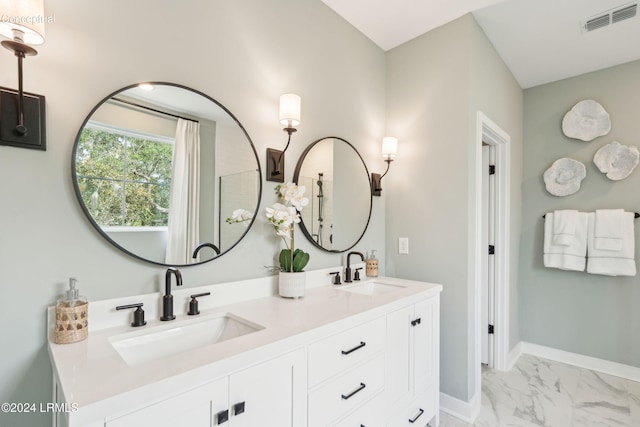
[
  {"x1": 55, "y1": 302, "x2": 88, "y2": 344},
  {"x1": 366, "y1": 259, "x2": 379, "y2": 277}
]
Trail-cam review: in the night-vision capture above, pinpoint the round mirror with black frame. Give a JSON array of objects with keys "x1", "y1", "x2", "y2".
[
  {"x1": 293, "y1": 136, "x2": 372, "y2": 253},
  {"x1": 72, "y1": 82, "x2": 261, "y2": 267}
]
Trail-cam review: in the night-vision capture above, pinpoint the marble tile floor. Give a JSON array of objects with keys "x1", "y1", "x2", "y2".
[{"x1": 439, "y1": 354, "x2": 640, "y2": 427}]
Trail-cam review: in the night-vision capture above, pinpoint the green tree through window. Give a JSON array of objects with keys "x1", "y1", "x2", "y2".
[{"x1": 76, "y1": 124, "x2": 173, "y2": 227}]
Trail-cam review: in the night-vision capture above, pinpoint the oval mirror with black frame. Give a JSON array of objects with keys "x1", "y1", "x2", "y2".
[
  {"x1": 72, "y1": 82, "x2": 261, "y2": 267},
  {"x1": 293, "y1": 136, "x2": 372, "y2": 253}
]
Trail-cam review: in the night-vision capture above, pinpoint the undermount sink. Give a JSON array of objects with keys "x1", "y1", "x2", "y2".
[
  {"x1": 341, "y1": 281, "x2": 407, "y2": 296},
  {"x1": 109, "y1": 312, "x2": 264, "y2": 365}
]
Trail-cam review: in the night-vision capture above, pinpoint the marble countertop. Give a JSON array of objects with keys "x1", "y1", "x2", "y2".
[{"x1": 48, "y1": 276, "x2": 442, "y2": 421}]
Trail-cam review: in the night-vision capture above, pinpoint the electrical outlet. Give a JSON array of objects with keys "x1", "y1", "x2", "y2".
[{"x1": 399, "y1": 237, "x2": 409, "y2": 254}]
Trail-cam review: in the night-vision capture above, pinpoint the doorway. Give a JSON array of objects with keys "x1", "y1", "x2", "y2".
[{"x1": 471, "y1": 111, "x2": 511, "y2": 419}]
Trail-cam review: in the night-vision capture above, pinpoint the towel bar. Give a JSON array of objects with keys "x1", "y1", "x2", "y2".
[{"x1": 542, "y1": 212, "x2": 640, "y2": 218}]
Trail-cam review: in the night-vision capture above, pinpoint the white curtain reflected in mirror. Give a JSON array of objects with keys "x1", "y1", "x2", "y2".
[{"x1": 166, "y1": 119, "x2": 201, "y2": 265}]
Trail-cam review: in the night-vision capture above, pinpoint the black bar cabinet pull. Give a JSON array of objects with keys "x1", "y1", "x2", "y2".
[
  {"x1": 408, "y1": 408, "x2": 424, "y2": 423},
  {"x1": 341, "y1": 341, "x2": 366, "y2": 355},
  {"x1": 341, "y1": 382, "x2": 366, "y2": 400},
  {"x1": 411, "y1": 318, "x2": 422, "y2": 327}
]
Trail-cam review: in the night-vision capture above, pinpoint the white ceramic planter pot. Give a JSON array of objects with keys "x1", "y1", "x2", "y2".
[{"x1": 278, "y1": 271, "x2": 306, "y2": 298}]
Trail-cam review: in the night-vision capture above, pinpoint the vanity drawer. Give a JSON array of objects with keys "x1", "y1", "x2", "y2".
[
  {"x1": 308, "y1": 316, "x2": 385, "y2": 386},
  {"x1": 308, "y1": 354, "x2": 385, "y2": 427},
  {"x1": 332, "y1": 391, "x2": 386, "y2": 427},
  {"x1": 385, "y1": 382, "x2": 438, "y2": 427}
]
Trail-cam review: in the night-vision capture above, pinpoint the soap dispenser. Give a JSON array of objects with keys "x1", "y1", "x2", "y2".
[
  {"x1": 366, "y1": 250, "x2": 379, "y2": 277},
  {"x1": 54, "y1": 278, "x2": 89, "y2": 344}
]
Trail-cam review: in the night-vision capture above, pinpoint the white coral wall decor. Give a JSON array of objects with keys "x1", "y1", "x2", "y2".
[
  {"x1": 543, "y1": 158, "x2": 587, "y2": 196},
  {"x1": 593, "y1": 141, "x2": 639, "y2": 181},
  {"x1": 562, "y1": 100, "x2": 611, "y2": 142}
]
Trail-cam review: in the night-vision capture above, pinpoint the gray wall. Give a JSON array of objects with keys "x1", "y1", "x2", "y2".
[
  {"x1": 385, "y1": 14, "x2": 522, "y2": 402},
  {"x1": 0, "y1": 1, "x2": 386, "y2": 426},
  {"x1": 468, "y1": 18, "x2": 524, "y2": 362},
  {"x1": 520, "y1": 60, "x2": 640, "y2": 367}
]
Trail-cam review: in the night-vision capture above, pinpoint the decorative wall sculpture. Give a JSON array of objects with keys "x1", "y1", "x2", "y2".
[
  {"x1": 562, "y1": 100, "x2": 611, "y2": 142},
  {"x1": 593, "y1": 141, "x2": 639, "y2": 181},
  {"x1": 543, "y1": 158, "x2": 587, "y2": 196}
]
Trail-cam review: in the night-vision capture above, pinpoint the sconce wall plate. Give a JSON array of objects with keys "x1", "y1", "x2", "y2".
[
  {"x1": 371, "y1": 172, "x2": 382, "y2": 196},
  {"x1": 266, "y1": 148, "x2": 285, "y2": 182},
  {"x1": 0, "y1": 86, "x2": 46, "y2": 150}
]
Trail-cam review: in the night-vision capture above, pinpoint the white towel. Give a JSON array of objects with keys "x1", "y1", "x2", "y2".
[
  {"x1": 553, "y1": 210, "x2": 579, "y2": 246},
  {"x1": 544, "y1": 212, "x2": 588, "y2": 272},
  {"x1": 587, "y1": 212, "x2": 636, "y2": 276},
  {"x1": 594, "y1": 209, "x2": 624, "y2": 251}
]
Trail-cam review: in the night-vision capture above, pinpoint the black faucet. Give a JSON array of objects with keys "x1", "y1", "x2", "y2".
[
  {"x1": 192, "y1": 242, "x2": 220, "y2": 259},
  {"x1": 345, "y1": 251, "x2": 365, "y2": 283},
  {"x1": 161, "y1": 267, "x2": 183, "y2": 321}
]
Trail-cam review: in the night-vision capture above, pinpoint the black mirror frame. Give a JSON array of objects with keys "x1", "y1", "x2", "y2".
[
  {"x1": 292, "y1": 136, "x2": 372, "y2": 253},
  {"x1": 71, "y1": 82, "x2": 262, "y2": 267}
]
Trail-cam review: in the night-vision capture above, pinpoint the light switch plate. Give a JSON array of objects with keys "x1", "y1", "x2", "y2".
[{"x1": 399, "y1": 237, "x2": 409, "y2": 254}]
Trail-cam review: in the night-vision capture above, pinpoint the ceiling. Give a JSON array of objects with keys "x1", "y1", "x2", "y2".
[{"x1": 321, "y1": 0, "x2": 640, "y2": 88}]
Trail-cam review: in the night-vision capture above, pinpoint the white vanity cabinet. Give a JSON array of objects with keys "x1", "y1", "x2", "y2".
[
  {"x1": 385, "y1": 295, "x2": 440, "y2": 427},
  {"x1": 104, "y1": 349, "x2": 305, "y2": 427},
  {"x1": 49, "y1": 276, "x2": 442, "y2": 427}
]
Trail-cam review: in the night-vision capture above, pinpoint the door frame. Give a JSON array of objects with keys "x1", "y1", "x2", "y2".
[
  {"x1": 480, "y1": 143, "x2": 496, "y2": 367},
  {"x1": 470, "y1": 111, "x2": 511, "y2": 414}
]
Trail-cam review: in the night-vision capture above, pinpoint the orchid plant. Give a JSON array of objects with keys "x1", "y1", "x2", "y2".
[
  {"x1": 266, "y1": 182, "x2": 310, "y2": 272},
  {"x1": 225, "y1": 208, "x2": 254, "y2": 227}
]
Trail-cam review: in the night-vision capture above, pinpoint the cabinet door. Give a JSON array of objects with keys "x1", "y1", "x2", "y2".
[
  {"x1": 106, "y1": 377, "x2": 228, "y2": 427},
  {"x1": 385, "y1": 305, "x2": 412, "y2": 409},
  {"x1": 229, "y1": 349, "x2": 305, "y2": 427},
  {"x1": 413, "y1": 296, "x2": 438, "y2": 394}
]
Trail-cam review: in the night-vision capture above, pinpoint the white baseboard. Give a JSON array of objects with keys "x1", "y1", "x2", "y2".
[
  {"x1": 439, "y1": 391, "x2": 480, "y2": 424},
  {"x1": 520, "y1": 341, "x2": 640, "y2": 383},
  {"x1": 506, "y1": 341, "x2": 523, "y2": 371}
]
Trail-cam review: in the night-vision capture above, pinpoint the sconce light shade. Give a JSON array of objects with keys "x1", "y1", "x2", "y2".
[
  {"x1": 382, "y1": 136, "x2": 398, "y2": 160},
  {"x1": 0, "y1": 0, "x2": 46, "y2": 45},
  {"x1": 267, "y1": 93, "x2": 302, "y2": 182},
  {"x1": 279, "y1": 93, "x2": 301, "y2": 128}
]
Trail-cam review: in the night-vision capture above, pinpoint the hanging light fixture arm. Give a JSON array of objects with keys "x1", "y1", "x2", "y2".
[
  {"x1": 272, "y1": 126, "x2": 297, "y2": 176},
  {"x1": 2, "y1": 39, "x2": 38, "y2": 136},
  {"x1": 379, "y1": 158, "x2": 392, "y2": 180}
]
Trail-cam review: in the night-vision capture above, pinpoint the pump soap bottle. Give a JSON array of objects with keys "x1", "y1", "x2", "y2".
[
  {"x1": 55, "y1": 278, "x2": 88, "y2": 344},
  {"x1": 366, "y1": 250, "x2": 379, "y2": 277}
]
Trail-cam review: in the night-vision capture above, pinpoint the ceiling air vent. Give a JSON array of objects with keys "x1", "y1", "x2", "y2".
[
  {"x1": 583, "y1": 2, "x2": 637, "y2": 32},
  {"x1": 585, "y1": 14, "x2": 610, "y2": 32},
  {"x1": 612, "y1": 4, "x2": 637, "y2": 23}
]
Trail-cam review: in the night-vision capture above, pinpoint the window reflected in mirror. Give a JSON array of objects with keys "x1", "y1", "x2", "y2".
[{"x1": 72, "y1": 83, "x2": 261, "y2": 266}]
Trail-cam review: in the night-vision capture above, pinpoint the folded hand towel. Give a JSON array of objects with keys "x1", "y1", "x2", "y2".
[
  {"x1": 544, "y1": 212, "x2": 588, "y2": 272},
  {"x1": 587, "y1": 211, "x2": 636, "y2": 276},
  {"x1": 553, "y1": 210, "x2": 579, "y2": 246},
  {"x1": 594, "y1": 209, "x2": 624, "y2": 251}
]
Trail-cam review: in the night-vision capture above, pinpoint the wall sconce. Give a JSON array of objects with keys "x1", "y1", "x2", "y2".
[
  {"x1": 266, "y1": 93, "x2": 301, "y2": 182},
  {"x1": 371, "y1": 136, "x2": 398, "y2": 196},
  {"x1": 0, "y1": 0, "x2": 47, "y2": 151}
]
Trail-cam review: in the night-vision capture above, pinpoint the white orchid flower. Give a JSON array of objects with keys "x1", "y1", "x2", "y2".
[
  {"x1": 266, "y1": 203, "x2": 294, "y2": 227},
  {"x1": 226, "y1": 208, "x2": 254, "y2": 226}
]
